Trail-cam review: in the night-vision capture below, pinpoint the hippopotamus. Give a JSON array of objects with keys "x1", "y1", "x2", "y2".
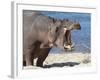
[
  {"x1": 28, "y1": 19, "x2": 81, "y2": 67},
  {"x1": 23, "y1": 11, "x2": 81, "y2": 67},
  {"x1": 23, "y1": 11, "x2": 67, "y2": 66}
]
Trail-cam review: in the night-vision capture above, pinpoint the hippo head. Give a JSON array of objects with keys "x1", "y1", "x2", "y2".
[
  {"x1": 62, "y1": 19, "x2": 81, "y2": 50},
  {"x1": 40, "y1": 18, "x2": 81, "y2": 51},
  {"x1": 54, "y1": 19, "x2": 81, "y2": 50}
]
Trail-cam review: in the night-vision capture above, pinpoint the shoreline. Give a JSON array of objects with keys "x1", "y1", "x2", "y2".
[{"x1": 24, "y1": 52, "x2": 91, "y2": 69}]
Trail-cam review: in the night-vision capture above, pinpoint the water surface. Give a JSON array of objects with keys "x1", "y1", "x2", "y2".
[{"x1": 41, "y1": 11, "x2": 91, "y2": 53}]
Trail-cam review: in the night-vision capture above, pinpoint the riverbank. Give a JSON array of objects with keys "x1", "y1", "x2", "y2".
[{"x1": 24, "y1": 52, "x2": 91, "y2": 69}]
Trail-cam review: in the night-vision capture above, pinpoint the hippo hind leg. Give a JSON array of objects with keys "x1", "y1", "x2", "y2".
[
  {"x1": 36, "y1": 48, "x2": 50, "y2": 67},
  {"x1": 24, "y1": 49, "x2": 34, "y2": 66},
  {"x1": 23, "y1": 60, "x2": 26, "y2": 66}
]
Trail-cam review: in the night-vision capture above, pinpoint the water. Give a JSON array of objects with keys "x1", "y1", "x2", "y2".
[{"x1": 41, "y1": 11, "x2": 91, "y2": 53}]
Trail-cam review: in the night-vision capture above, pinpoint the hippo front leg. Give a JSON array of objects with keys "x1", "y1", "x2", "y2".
[
  {"x1": 36, "y1": 49, "x2": 50, "y2": 67},
  {"x1": 36, "y1": 54, "x2": 48, "y2": 67}
]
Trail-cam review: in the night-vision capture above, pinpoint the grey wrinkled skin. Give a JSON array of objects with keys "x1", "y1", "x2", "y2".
[
  {"x1": 23, "y1": 11, "x2": 65, "y2": 66},
  {"x1": 23, "y1": 11, "x2": 81, "y2": 67}
]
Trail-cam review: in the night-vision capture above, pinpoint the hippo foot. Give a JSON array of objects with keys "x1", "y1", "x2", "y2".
[
  {"x1": 23, "y1": 61, "x2": 33, "y2": 66},
  {"x1": 23, "y1": 61, "x2": 26, "y2": 66},
  {"x1": 36, "y1": 63, "x2": 43, "y2": 67},
  {"x1": 36, "y1": 59, "x2": 44, "y2": 67}
]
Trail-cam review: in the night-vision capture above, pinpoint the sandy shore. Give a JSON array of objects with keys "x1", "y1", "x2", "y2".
[{"x1": 24, "y1": 52, "x2": 91, "y2": 69}]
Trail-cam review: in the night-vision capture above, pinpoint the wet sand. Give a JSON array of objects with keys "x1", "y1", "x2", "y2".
[{"x1": 24, "y1": 52, "x2": 91, "y2": 69}]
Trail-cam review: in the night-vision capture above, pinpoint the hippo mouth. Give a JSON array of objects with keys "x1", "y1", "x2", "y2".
[{"x1": 64, "y1": 43, "x2": 74, "y2": 50}]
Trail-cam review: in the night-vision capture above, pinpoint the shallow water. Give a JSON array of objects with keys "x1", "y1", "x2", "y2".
[{"x1": 42, "y1": 12, "x2": 91, "y2": 53}]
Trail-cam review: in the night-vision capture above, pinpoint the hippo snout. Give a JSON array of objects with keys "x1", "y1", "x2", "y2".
[{"x1": 74, "y1": 23, "x2": 81, "y2": 30}]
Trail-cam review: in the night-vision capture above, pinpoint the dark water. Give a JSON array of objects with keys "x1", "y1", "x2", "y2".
[{"x1": 41, "y1": 11, "x2": 91, "y2": 53}]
